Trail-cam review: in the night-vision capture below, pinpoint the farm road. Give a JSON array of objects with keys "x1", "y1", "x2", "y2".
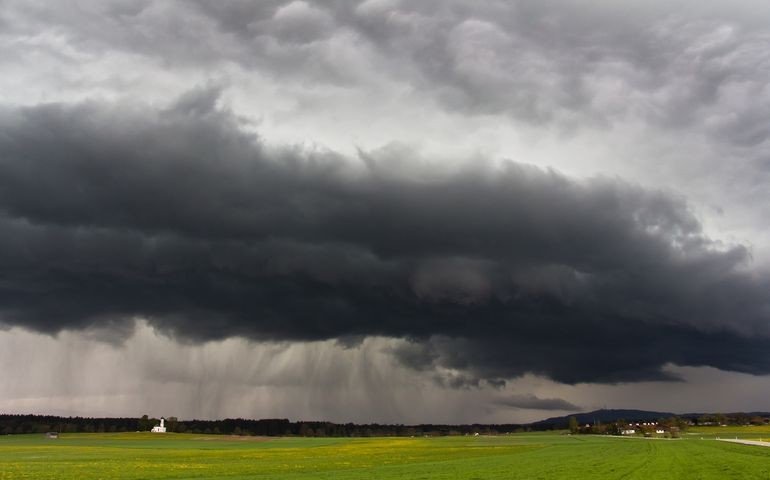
[{"x1": 720, "y1": 439, "x2": 770, "y2": 447}]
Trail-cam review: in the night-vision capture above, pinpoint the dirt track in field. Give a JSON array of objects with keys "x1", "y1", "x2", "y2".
[{"x1": 719, "y1": 438, "x2": 770, "y2": 447}]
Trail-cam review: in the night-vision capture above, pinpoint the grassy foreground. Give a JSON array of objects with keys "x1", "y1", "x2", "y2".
[{"x1": 2, "y1": 427, "x2": 770, "y2": 479}]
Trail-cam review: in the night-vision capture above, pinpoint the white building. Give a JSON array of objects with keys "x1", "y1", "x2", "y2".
[{"x1": 151, "y1": 418, "x2": 167, "y2": 433}]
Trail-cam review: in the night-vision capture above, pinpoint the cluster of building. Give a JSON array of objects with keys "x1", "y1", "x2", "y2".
[{"x1": 620, "y1": 422, "x2": 667, "y2": 436}]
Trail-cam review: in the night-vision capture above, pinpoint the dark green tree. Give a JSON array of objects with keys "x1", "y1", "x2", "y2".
[
  {"x1": 138, "y1": 415, "x2": 151, "y2": 431},
  {"x1": 568, "y1": 416, "x2": 578, "y2": 434}
]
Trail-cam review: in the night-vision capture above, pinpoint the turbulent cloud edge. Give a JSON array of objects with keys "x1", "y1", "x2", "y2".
[{"x1": 0, "y1": 91, "x2": 768, "y2": 385}]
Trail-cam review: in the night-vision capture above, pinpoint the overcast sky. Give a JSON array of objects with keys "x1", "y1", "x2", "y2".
[{"x1": 2, "y1": 0, "x2": 770, "y2": 424}]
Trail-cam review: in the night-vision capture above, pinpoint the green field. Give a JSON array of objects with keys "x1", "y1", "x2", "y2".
[{"x1": 3, "y1": 427, "x2": 770, "y2": 479}]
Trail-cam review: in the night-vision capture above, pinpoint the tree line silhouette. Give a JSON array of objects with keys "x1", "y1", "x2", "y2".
[
  {"x1": 2, "y1": 411, "x2": 766, "y2": 437},
  {"x1": 0, "y1": 414, "x2": 526, "y2": 436}
]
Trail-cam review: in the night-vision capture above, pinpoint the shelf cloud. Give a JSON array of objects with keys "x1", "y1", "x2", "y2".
[{"x1": 0, "y1": 90, "x2": 768, "y2": 385}]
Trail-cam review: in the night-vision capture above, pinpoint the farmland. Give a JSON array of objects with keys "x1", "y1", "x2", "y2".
[{"x1": 2, "y1": 427, "x2": 770, "y2": 479}]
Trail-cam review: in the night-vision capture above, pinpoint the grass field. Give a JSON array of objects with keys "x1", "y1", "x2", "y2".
[{"x1": 3, "y1": 427, "x2": 770, "y2": 479}]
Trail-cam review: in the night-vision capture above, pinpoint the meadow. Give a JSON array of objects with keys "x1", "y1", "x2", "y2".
[{"x1": 3, "y1": 426, "x2": 770, "y2": 479}]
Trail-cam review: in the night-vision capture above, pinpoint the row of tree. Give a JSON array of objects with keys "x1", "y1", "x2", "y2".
[
  {"x1": 3, "y1": 411, "x2": 767, "y2": 437},
  {"x1": 0, "y1": 414, "x2": 528, "y2": 437},
  {"x1": 693, "y1": 413, "x2": 769, "y2": 426},
  {"x1": 567, "y1": 412, "x2": 770, "y2": 436}
]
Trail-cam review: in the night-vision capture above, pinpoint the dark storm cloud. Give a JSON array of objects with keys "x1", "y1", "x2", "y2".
[
  {"x1": 494, "y1": 394, "x2": 579, "y2": 411},
  {"x1": 1, "y1": 91, "x2": 769, "y2": 385}
]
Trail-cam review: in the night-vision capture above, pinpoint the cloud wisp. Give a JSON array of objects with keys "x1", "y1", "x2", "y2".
[{"x1": 493, "y1": 394, "x2": 580, "y2": 412}]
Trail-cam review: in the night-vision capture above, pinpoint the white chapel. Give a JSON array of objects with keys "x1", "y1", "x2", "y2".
[{"x1": 151, "y1": 418, "x2": 167, "y2": 433}]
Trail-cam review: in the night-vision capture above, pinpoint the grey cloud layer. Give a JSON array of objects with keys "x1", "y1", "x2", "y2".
[
  {"x1": 494, "y1": 394, "x2": 579, "y2": 411},
  {"x1": 0, "y1": 92, "x2": 768, "y2": 384},
  {"x1": 4, "y1": 0, "x2": 770, "y2": 148}
]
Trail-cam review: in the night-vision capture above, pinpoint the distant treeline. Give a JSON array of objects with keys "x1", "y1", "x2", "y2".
[
  {"x1": 0, "y1": 414, "x2": 526, "y2": 437},
  {"x1": 690, "y1": 413, "x2": 770, "y2": 426},
  {"x1": 2, "y1": 411, "x2": 767, "y2": 437},
  {"x1": 533, "y1": 409, "x2": 770, "y2": 431},
  {"x1": 567, "y1": 413, "x2": 770, "y2": 436},
  {"x1": 568, "y1": 413, "x2": 770, "y2": 437}
]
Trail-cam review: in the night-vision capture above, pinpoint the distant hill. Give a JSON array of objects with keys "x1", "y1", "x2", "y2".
[{"x1": 530, "y1": 409, "x2": 675, "y2": 429}]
